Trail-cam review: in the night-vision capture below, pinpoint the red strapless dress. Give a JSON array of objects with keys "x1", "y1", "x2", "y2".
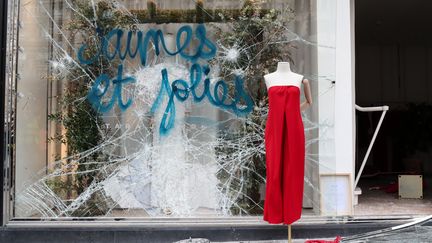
[{"x1": 263, "y1": 85, "x2": 305, "y2": 225}]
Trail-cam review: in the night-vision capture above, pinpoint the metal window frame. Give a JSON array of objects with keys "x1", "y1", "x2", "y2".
[{"x1": 0, "y1": 0, "x2": 9, "y2": 228}]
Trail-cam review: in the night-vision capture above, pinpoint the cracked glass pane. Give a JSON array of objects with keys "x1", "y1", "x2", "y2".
[{"x1": 12, "y1": 0, "x2": 336, "y2": 218}]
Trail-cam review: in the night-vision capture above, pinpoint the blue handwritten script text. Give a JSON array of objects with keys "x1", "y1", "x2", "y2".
[
  {"x1": 78, "y1": 24, "x2": 253, "y2": 135},
  {"x1": 150, "y1": 63, "x2": 253, "y2": 135}
]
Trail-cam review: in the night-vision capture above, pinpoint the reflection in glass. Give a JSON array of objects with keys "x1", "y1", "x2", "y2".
[{"x1": 12, "y1": 0, "x2": 336, "y2": 218}]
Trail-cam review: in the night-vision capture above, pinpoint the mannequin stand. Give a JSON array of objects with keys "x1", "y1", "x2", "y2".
[{"x1": 288, "y1": 224, "x2": 292, "y2": 243}]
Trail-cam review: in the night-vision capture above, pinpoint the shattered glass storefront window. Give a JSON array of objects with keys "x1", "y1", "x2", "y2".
[{"x1": 11, "y1": 0, "x2": 336, "y2": 218}]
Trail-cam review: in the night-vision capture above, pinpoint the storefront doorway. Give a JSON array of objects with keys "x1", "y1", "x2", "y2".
[{"x1": 355, "y1": 0, "x2": 432, "y2": 215}]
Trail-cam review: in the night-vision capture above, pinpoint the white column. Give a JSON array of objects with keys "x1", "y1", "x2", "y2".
[
  {"x1": 334, "y1": 0, "x2": 356, "y2": 214},
  {"x1": 317, "y1": 1, "x2": 336, "y2": 175}
]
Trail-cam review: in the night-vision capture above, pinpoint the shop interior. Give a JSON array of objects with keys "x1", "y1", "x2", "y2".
[{"x1": 355, "y1": 0, "x2": 432, "y2": 215}]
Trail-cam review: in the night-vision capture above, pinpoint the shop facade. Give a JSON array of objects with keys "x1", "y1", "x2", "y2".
[{"x1": 1, "y1": 0, "x2": 410, "y2": 241}]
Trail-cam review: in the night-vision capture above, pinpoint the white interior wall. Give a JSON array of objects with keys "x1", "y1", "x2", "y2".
[
  {"x1": 15, "y1": 0, "x2": 49, "y2": 193},
  {"x1": 332, "y1": 0, "x2": 356, "y2": 215}
]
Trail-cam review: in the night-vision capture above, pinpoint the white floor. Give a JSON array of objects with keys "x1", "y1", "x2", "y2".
[{"x1": 354, "y1": 179, "x2": 432, "y2": 216}]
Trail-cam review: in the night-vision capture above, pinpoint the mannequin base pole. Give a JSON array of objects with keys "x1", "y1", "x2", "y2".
[{"x1": 288, "y1": 224, "x2": 292, "y2": 243}]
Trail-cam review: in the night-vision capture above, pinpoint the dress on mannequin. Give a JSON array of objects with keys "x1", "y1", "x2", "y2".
[{"x1": 263, "y1": 62, "x2": 306, "y2": 225}]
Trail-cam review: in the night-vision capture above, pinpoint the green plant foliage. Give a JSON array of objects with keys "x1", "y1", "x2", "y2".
[
  {"x1": 45, "y1": 0, "x2": 295, "y2": 216},
  {"x1": 211, "y1": 0, "x2": 295, "y2": 215},
  {"x1": 195, "y1": 0, "x2": 205, "y2": 23},
  {"x1": 147, "y1": 0, "x2": 157, "y2": 19},
  {"x1": 129, "y1": 8, "x2": 271, "y2": 24},
  {"x1": 47, "y1": 0, "x2": 134, "y2": 216}
]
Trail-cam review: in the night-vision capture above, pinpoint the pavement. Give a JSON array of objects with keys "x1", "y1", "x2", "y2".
[
  {"x1": 177, "y1": 238, "x2": 338, "y2": 243},
  {"x1": 213, "y1": 240, "x2": 335, "y2": 243}
]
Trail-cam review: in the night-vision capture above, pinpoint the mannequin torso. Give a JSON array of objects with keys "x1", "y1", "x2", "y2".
[
  {"x1": 264, "y1": 62, "x2": 303, "y2": 90},
  {"x1": 264, "y1": 61, "x2": 313, "y2": 111}
]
